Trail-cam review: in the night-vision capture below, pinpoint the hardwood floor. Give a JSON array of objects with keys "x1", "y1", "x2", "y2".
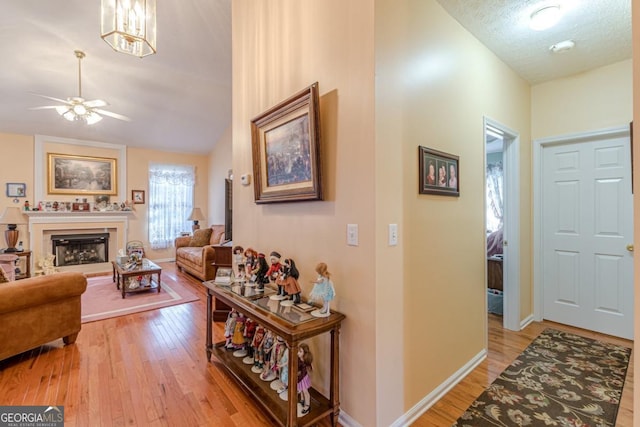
[
  {"x1": 0, "y1": 264, "x2": 633, "y2": 426},
  {"x1": 0, "y1": 263, "x2": 334, "y2": 427},
  {"x1": 414, "y1": 315, "x2": 634, "y2": 426}
]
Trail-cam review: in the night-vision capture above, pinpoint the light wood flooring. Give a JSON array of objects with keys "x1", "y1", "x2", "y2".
[
  {"x1": 0, "y1": 263, "x2": 633, "y2": 426},
  {"x1": 415, "y1": 315, "x2": 634, "y2": 426}
]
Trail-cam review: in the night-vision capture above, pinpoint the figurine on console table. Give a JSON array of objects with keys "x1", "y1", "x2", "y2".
[
  {"x1": 250, "y1": 325, "x2": 267, "y2": 371},
  {"x1": 243, "y1": 248, "x2": 258, "y2": 286},
  {"x1": 265, "y1": 251, "x2": 284, "y2": 300},
  {"x1": 224, "y1": 310, "x2": 238, "y2": 349},
  {"x1": 297, "y1": 343, "x2": 313, "y2": 416},
  {"x1": 254, "y1": 253, "x2": 269, "y2": 290},
  {"x1": 309, "y1": 262, "x2": 335, "y2": 317},
  {"x1": 232, "y1": 245, "x2": 245, "y2": 281},
  {"x1": 280, "y1": 258, "x2": 301, "y2": 306}
]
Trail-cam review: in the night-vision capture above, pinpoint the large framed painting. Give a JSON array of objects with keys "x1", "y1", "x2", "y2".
[
  {"x1": 47, "y1": 153, "x2": 117, "y2": 195},
  {"x1": 250, "y1": 82, "x2": 323, "y2": 204},
  {"x1": 418, "y1": 146, "x2": 459, "y2": 197}
]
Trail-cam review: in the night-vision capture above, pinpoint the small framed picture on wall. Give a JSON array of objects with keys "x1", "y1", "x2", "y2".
[{"x1": 132, "y1": 190, "x2": 145, "y2": 204}]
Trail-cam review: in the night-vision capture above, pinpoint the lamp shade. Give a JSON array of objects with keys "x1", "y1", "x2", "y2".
[
  {"x1": 187, "y1": 208, "x2": 205, "y2": 222},
  {"x1": 0, "y1": 207, "x2": 27, "y2": 225}
]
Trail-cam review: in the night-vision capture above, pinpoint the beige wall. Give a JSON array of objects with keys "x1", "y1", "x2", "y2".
[
  {"x1": 126, "y1": 147, "x2": 210, "y2": 259},
  {"x1": 376, "y1": 1, "x2": 531, "y2": 421},
  {"x1": 232, "y1": 0, "x2": 377, "y2": 424},
  {"x1": 632, "y1": 0, "x2": 639, "y2": 422},
  {"x1": 0, "y1": 133, "x2": 212, "y2": 262},
  {"x1": 0, "y1": 133, "x2": 35, "y2": 251},
  {"x1": 233, "y1": 0, "x2": 531, "y2": 424},
  {"x1": 208, "y1": 125, "x2": 232, "y2": 226},
  {"x1": 532, "y1": 59, "x2": 632, "y2": 139}
]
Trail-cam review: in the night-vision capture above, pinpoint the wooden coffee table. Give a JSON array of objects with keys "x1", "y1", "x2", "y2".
[{"x1": 112, "y1": 259, "x2": 162, "y2": 299}]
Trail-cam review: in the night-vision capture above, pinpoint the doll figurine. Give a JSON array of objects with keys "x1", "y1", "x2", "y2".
[
  {"x1": 244, "y1": 248, "x2": 257, "y2": 280},
  {"x1": 259, "y1": 331, "x2": 277, "y2": 381},
  {"x1": 297, "y1": 343, "x2": 313, "y2": 416},
  {"x1": 250, "y1": 326, "x2": 267, "y2": 372},
  {"x1": 224, "y1": 310, "x2": 238, "y2": 349},
  {"x1": 232, "y1": 245, "x2": 245, "y2": 281},
  {"x1": 241, "y1": 318, "x2": 258, "y2": 364},
  {"x1": 231, "y1": 313, "x2": 246, "y2": 353},
  {"x1": 276, "y1": 344, "x2": 290, "y2": 400},
  {"x1": 265, "y1": 251, "x2": 284, "y2": 298},
  {"x1": 279, "y1": 258, "x2": 302, "y2": 307},
  {"x1": 255, "y1": 253, "x2": 270, "y2": 290},
  {"x1": 309, "y1": 262, "x2": 336, "y2": 317},
  {"x1": 269, "y1": 337, "x2": 288, "y2": 391}
]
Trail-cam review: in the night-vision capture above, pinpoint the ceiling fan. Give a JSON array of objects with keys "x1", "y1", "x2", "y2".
[{"x1": 31, "y1": 50, "x2": 130, "y2": 125}]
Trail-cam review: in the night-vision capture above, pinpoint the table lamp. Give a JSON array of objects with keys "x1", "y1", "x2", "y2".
[
  {"x1": 0, "y1": 207, "x2": 27, "y2": 252},
  {"x1": 187, "y1": 207, "x2": 205, "y2": 232}
]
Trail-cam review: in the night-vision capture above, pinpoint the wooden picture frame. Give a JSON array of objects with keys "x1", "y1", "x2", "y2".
[
  {"x1": 418, "y1": 146, "x2": 460, "y2": 197},
  {"x1": 250, "y1": 82, "x2": 323, "y2": 203},
  {"x1": 6, "y1": 183, "x2": 26, "y2": 197},
  {"x1": 132, "y1": 190, "x2": 145, "y2": 204},
  {"x1": 47, "y1": 153, "x2": 117, "y2": 195}
]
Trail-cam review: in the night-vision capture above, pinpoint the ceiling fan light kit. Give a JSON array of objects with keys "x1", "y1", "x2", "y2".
[
  {"x1": 31, "y1": 50, "x2": 130, "y2": 125},
  {"x1": 529, "y1": 4, "x2": 563, "y2": 31},
  {"x1": 101, "y1": 0, "x2": 157, "y2": 58}
]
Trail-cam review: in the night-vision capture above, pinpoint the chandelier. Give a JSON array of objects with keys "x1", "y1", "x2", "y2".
[{"x1": 101, "y1": 0, "x2": 157, "y2": 58}]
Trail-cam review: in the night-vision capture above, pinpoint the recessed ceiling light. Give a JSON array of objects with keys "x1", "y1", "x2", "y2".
[
  {"x1": 549, "y1": 39, "x2": 575, "y2": 53},
  {"x1": 530, "y1": 5, "x2": 563, "y2": 31}
]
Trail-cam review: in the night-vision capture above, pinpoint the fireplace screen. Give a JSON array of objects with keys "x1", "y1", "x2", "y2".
[{"x1": 52, "y1": 233, "x2": 109, "y2": 267}]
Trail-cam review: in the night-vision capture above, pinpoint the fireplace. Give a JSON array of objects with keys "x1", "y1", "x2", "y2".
[{"x1": 52, "y1": 233, "x2": 109, "y2": 267}]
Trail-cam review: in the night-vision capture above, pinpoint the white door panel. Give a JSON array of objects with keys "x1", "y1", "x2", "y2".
[{"x1": 542, "y1": 136, "x2": 633, "y2": 339}]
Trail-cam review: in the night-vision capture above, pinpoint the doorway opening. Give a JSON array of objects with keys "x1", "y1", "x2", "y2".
[{"x1": 484, "y1": 117, "x2": 521, "y2": 331}]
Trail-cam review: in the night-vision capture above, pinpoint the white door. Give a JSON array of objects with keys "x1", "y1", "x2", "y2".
[{"x1": 542, "y1": 134, "x2": 634, "y2": 340}]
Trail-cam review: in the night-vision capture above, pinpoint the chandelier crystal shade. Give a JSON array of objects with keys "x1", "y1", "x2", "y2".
[{"x1": 101, "y1": 0, "x2": 157, "y2": 58}]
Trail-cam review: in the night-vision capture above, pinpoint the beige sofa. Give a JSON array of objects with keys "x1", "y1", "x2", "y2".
[
  {"x1": 0, "y1": 271, "x2": 87, "y2": 361},
  {"x1": 175, "y1": 225, "x2": 230, "y2": 281}
]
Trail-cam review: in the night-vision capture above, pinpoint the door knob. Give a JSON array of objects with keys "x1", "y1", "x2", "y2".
[{"x1": 626, "y1": 244, "x2": 634, "y2": 252}]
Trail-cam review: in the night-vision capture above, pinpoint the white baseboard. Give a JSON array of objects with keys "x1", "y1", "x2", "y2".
[
  {"x1": 389, "y1": 348, "x2": 487, "y2": 427},
  {"x1": 520, "y1": 314, "x2": 534, "y2": 330},
  {"x1": 338, "y1": 410, "x2": 361, "y2": 427}
]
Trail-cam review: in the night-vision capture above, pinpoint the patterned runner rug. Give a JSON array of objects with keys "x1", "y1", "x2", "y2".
[{"x1": 453, "y1": 328, "x2": 631, "y2": 426}]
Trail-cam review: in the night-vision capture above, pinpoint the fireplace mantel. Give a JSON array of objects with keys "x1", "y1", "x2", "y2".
[{"x1": 25, "y1": 211, "x2": 134, "y2": 220}]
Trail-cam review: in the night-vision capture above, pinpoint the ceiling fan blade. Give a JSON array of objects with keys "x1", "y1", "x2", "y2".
[
  {"x1": 94, "y1": 109, "x2": 131, "y2": 122},
  {"x1": 30, "y1": 93, "x2": 72, "y2": 105},
  {"x1": 84, "y1": 99, "x2": 108, "y2": 108},
  {"x1": 28, "y1": 105, "x2": 62, "y2": 110}
]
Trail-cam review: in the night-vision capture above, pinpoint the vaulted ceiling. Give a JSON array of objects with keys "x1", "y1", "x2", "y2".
[{"x1": 0, "y1": 1, "x2": 631, "y2": 154}]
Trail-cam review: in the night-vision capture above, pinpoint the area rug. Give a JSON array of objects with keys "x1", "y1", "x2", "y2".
[
  {"x1": 81, "y1": 274, "x2": 199, "y2": 323},
  {"x1": 453, "y1": 328, "x2": 631, "y2": 427}
]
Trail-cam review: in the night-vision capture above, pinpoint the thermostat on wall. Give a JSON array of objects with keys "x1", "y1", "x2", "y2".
[{"x1": 241, "y1": 174, "x2": 251, "y2": 186}]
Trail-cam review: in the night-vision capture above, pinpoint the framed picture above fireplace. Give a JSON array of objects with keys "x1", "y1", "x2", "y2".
[{"x1": 47, "y1": 153, "x2": 117, "y2": 196}]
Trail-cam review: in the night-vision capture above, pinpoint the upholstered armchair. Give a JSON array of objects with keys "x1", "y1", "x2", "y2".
[
  {"x1": 0, "y1": 271, "x2": 87, "y2": 361},
  {"x1": 175, "y1": 225, "x2": 230, "y2": 281}
]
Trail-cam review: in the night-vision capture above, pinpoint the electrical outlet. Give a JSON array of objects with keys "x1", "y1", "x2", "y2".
[
  {"x1": 389, "y1": 223, "x2": 398, "y2": 246},
  {"x1": 347, "y1": 224, "x2": 358, "y2": 246}
]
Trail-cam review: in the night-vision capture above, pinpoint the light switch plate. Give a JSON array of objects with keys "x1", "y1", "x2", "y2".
[
  {"x1": 389, "y1": 223, "x2": 398, "y2": 246},
  {"x1": 347, "y1": 224, "x2": 358, "y2": 246}
]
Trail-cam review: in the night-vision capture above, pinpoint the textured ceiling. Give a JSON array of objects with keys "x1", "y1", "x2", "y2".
[{"x1": 436, "y1": 0, "x2": 632, "y2": 84}]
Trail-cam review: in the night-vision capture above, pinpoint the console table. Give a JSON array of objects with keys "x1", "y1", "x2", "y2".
[{"x1": 203, "y1": 281, "x2": 345, "y2": 427}]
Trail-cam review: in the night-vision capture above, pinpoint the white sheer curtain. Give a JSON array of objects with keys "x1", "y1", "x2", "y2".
[
  {"x1": 148, "y1": 163, "x2": 195, "y2": 249},
  {"x1": 486, "y1": 161, "x2": 504, "y2": 233}
]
